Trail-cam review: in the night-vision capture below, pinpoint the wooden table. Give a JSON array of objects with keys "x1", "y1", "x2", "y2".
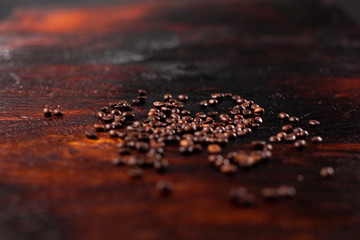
[{"x1": 0, "y1": 1, "x2": 359, "y2": 239}]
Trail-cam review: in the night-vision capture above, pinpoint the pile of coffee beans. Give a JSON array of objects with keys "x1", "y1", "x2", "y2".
[{"x1": 83, "y1": 90, "x2": 330, "y2": 203}]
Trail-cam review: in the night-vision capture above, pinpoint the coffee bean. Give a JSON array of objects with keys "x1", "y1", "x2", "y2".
[
  {"x1": 112, "y1": 157, "x2": 126, "y2": 166},
  {"x1": 132, "y1": 99, "x2": 140, "y2": 105},
  {"x1": 180, "y1": 139, "x2": 193, "y2": 147},
  {"x1": 138, "y1": 89, "x2": 147, "y2": 96},
  {"x1": 156, "y1": 181, "x2": 174, "y2": 196},
  {"x1": 154, "y1": 159, "x2": 169, "y2": 172},
  {"x1": 153, "y1": 101, "x2": 165, "y2": 108},
  {"x1": 85, "y1": 131, "x2": 98, "y2": 139},
  {"x1": 128, "y1": 167, "x2": 144, "y2": 178},
  {"x1": 208, "y1": 99, "x2": 218, "y2": 106},
  {"x1": 207, "y1": 144, "x2": 221, "y2": 154},
  {"x1": 289, "y1": 116, "x2": 299, "y2": 122},
  {"x1": 253, "y1": 107, "x2": 265, "y2": 115},
  {"x1": 251, "y1": 141, "x2": 266, "y2": 149},
  {"x1": 118, "y1": 147, "x2": 131, "y2": 155},
  {"x1": 163, "y1": 93, "x2": 172, "y2": 101},
  {"x1": 199, "y1": 100, "x2": 208, "y2": 108},
  {"x1": 219, "y1": 114, "x2": 231, "y2": 123},
  {"x1": 294, "y1": 139, "x2": 306, "y2": 150},
  {"x1": 320, "y1": 166, "x2": 335, "y2": 178},
  {"x1": 178, "y1": 94, "x2": 188, "y2": 101},
  {"x1": 269, "y1": 136, "x2": 281, "y2": 143},
  {"x1": 220, "y1": 164, "x2": 238, "y2": 174},
  {"x1": 43, "y1": 107, "x2": 52, "y2": 117},
  {"x1": 137, "y1": 96, "x2": 147, "y2": 103},
  {"x1": 93, "y1": 124, "x2": 105, "y2": 132},
  {"x1": 242, "y1": 109, "x2": 251, "y2": 116},
  {"x1": 229, "y1": 188, "x2": 255, "y2": 206},
  {"x1": 311, "y1": 136, "x2": 323, "y2": 144},
  {"x1": 53, "y1": 109, "x2": 63, "y2": 116},
  {"x1": 279, "y1": 112, "x2": 289, "y2": 120},
  {"x1": 284, "y1": 133, "x2": 296, "y2": 142},
  {"x1": 211, "y1": 93, "x2": 224, "y2": 99},
  {"x1": 276, "y1": 185, "x2": 296, "y2": 198},
  {"x1": 309, "y1": 120, "x2": 320, "y2": 126},
  {"x1": 276, "y1": 132, "x2": 287, "y2": 139},
  {"x1": 281, "y1": 124, "x2": 293, "y2": 133}
]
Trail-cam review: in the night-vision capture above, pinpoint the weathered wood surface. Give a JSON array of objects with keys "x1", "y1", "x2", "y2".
[{"x1": 0, "y1": 0, "x2": 359, "y2": 239}]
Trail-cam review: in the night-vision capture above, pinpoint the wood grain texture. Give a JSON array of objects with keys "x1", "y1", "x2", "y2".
[{"x1": 0, "y1": 0, "x2": 359, "y2": 239}]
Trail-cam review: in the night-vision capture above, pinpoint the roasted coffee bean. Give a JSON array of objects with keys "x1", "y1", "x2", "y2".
[
  {"x1": 229, "y1": 188, "x2": 255, "y2": 206},
  {"x1": 43, "y1": 107, "x2": 52, "y2": 117},
  {"x1": 289, "y1": 116, "x2": 299, "y2": 122},
  {"x1": 153, "y1": 101, "x2": 165, "y2": 107},
  {"x1": 251, "y1": 141, "x2": 266, "y2": 149},
  {"x1": 154, "y1": 159, "x2": 169, "y2": 172},
  {"x1": 264, "y1": 144, "x2": 273, "y2": 151},
  {"x1": 53, "y1": 109, "x2": 63, "y2": 116},
  {"x1": 242, "y1": 109, "x2": 251, "y2": 116},
  {"x1": 207, "y1": 144, "x2": 221, "y2": 154},
  {"x1": 137, "y1": 96, "x2": 146, "y2": 103},
  {"x1": 180, "y1": 139, "x2": 193, "y2": 147},
  {"x1": 311, "y1": 136, "x2": 323, "y2": 144},
  {"x1": 93, "y1": 124, "x2": 105, "y2": 132},
  {"x1": 96, "y1": 111, "x2": 105, "y2": 118},
  {"x1": 211, "y1": 93, "x2": 224, "y2": 99},
  {"x1": 281, "y1": 124, "x2": 293, "y2": 133},
  {"x1": 269, "y1": 136, "x2": 281, "y2": 143},
  {"x1": 294, "y1": 139, "x2": 306, "y2": 150},
  {"x1": 297, "y1": 130, "x2": 309, "y2": 139},
  {"x1": 156, "y1": 181, "x2": 174, "y2": 196},
  {"x1": 85, "y1": 131, "x2": 98, "y2": 140},
  {"x1": 220, "y1": 164, "x2": 238, "y2": 174},
  {"x1": 138, "y1": 89, "x2": 147, "y2": 96},
  {"x1": 181, "y1": 110, "x2": 191, "y2": 116},
  {"x1": 132, "y1": 99, "x2": 140, "y2": 105},
  {"x1": 279, "y1": 112, "x2": 289, "y2": 120},
  {"x1": 128, "y1": 167, "x2": 144, "y2": 178},
  {"x1": 309, "y1": 120, "x2": 320, "y2": 126},
  {"x1": 276, "y1": 185, "x2": 296, "y2": 198},
  {"x1": 109, "y1": 129, "x2": 119, "y2": 137},
  {"x1": 284, "y1": 133, "x2": 296, "y2": 142},
  {"x1": 163, "y1": 93, "x2": 172, "y2": 101},
  {"x1": 219, "y1": 114, "x2": 231, "y2": 123},
  {"x1": 207, "y1": 111, "x2": 218, "y2": 117},
  {"x1": 101, "y1": 115, "x2": 114, "y2": 123},
  {"x1": 177, "y1": 94, "x2": 188, "y2": 101},
  {"x1": 112, "y1": 157, "x2": 126, "y2": 166},
  {"x1": 122, "y1": 111, "x2": 135, "y2": 120},
  {"x1": 199, "y1": 100, "x2": 208, "y2": 108},
  {"x1": 253, "y1": 107, "x2": 265, "y2": 115},
  {"x1": 320, "y1": 166, "x2": 335, "y2": 178},
  {"x1": 277, "y1": 132, "x2": 287, "y2": 139},
  {"x1": 208, "y1": 99, "x2": 218, "y2": 106},
  {"x1": 224, "y1": 92, "x2": 232, "y2": 97}
]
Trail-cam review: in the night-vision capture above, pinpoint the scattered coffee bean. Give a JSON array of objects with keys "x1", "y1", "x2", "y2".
[
  {"x1": 208, "y1": 99, "x2": 218, "y2": 106},
  {"x1": 178, "y1": 94, "x2": 188, "y2": 101},
  {"x1": 279, "y1": 112, "x2": 289, "y2": 120},
  {"x1": 269, "y1": 136, "x2": 281, "y2": 143},
  {"x1": 43, "y1": 107, "x2": 52, "y2": 117},
  {"x1": 229, "y1": 187, "x2": 255, "y2": 206},
  {"x1": 207, "y1": 144, "x2": 222, "y2": 154},
  {"x1": 138, "y1": 89, "x2": 147, "y2": 96},
  {"x1": 289, "y1": 116, "x2": 299, "y2": 122},
  {"x1": 254, "y1": 107, "x2": 265, "y2": 115},
  {"x1": 311, "y1": 136, "x2": 323, "y2": 144},
  {"x1": 53, "y1": 109, "x2": 64, "y2": 116},
  {"x1": 281, "y1": 124, "x2": 293, "y2": 133},
  {"x1": 85, "y1": 131, "x2": 98, "y2": 140},
  {"x1": 294, "y1": 139, "x2": 306, "y2": 150},
  {"x1": 320, "y1": 166, "x2": 335, "y2": 178},
  {"x1": 309, "y1": 120, "x2": 320, "y2": 126},
  {"x1": 251, "y1": 141, "x2": 266, "y2": 149}
]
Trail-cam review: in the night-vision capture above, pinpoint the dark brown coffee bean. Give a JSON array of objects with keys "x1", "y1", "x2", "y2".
[
  {"x1": 132, "y1": 99, "x2": 140, "y2": 105},
  {"x1": 122, "y1": 111, "x2": 135, "y2": 120},
  {"x1": 219, "y1": 114, "x2": 231, "y2": 123},
  {"x1": 52, "y1": 109, "x2": 63, "y2": 116},
  {"x1": 294, "y1": 139, "x2": 306, "y2": 150},
  {"x1": 138, "y1": 89, "x2": 147, "y2": 96},
  {"x1": 281, "y1": 124, "x2": 293, "y2": 133},
  {"x1": 284, "y1": 133, "x2": 296, "y2": 142},
  {"x1": 109, "y1": 129, "x2": 119, "y2": 137},
  {"x1": 269, "y1": 136, "x2": 281, "y2": 143},
  {"x1": 137, "y1": 96, "x2": 147, "y2": 103},
  {"x1": 211, "y1": 93, "x2": 224, "y2": 99},
  {"x1": 153, "y1": 101, "x2": 165, "y2": 107},
  {"x1": 177, "y1": 94, "x2": 188, "y2": 101},
  {"x1": 277, "y1": 132, "x2": 287, "y2": 139},
  {"x1": 253, "y1": 107, "x2": 265, "y2": 115},
  {"x1": 251, "y1": 141, "x2": 266, "y2": 149},
  {"x1": 208, "y1": 99, "x2": 218, "y2": 106},
  {"x1": 298, "y1": 130, "x2": 309, "y2": 139},
  {"x1": 242, "y1": 109, "x2": 251, "y2": 116},
  {"x1": 96, "y1": 111, "x2": 105, "y2": 118},
  {"x1": 128, "y1": 167, "x2": 144, "y2": 178},
  {"x1": 276, "y1": 185, "x2": 296, "y2": 198},
  {"x1": 93, "y1": 124, "x2": 105, "y2": 132},
  {"x1": 289, "y1": 116, "x2": 299, "y2": 122},
  {"x1": 311, "y1": 136, "x2": 323, "y2": 144},
  {"x1": 181, "y1": 110, "x2": 191, "y2": 116},
  {"x1": 309, "y1": 120, "x2": 320, "y2": 126},
  {"x1": 85, "y1": 131, "x2": 98, "y2": 140},
  {"x1": 43, "y1": 107, "x2": 52, "y2": 117},
  {"x1": 264, "y1": 144, "x2": 273, "y2": 151},
  {"x1": 229, "y1": 188, "x2": 255, "y2": 206},
  {"x1": 101, "y1": 115, "x2": 114, "y2": 123},
  {"x1": 279, "y1": 112, "x2": 289, "y2": 120},
  {"x1": 112, "y1": 157, "x2": 126, "y2": 166},
  {"x1": 207, "y1": 144, "x2": 221, "y2": 154},
  {"x1": 156, "y1": 181, "x2": 174, "y2": 196},
  {"x1": 180, "y1": 139, "x2": 193, "y2": 147},
  {"x1": 320, "y1": 166, "x2": 335, "y2": 178},
  {"x1": 154, "y1": 159, "x2": 169, "y2": 172},
  {"x1": 199, "y1": 100, "x2": 208, "y2": 108},
  {"x1": 220, "y1": 164, "x2": 238, "y2": 174}
]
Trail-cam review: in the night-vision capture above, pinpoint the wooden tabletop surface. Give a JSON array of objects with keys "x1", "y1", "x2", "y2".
[{"x1": 0, "y1": 0, "x2": 359, "y2": 239}]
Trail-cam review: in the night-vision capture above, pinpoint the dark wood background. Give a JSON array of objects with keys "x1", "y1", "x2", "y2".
[{"x1": 0, "y1": 0, "x2": 359, "y2": 239}]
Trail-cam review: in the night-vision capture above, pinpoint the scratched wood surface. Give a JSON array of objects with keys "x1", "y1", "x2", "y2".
[{"x1": 0, "y1": 0, "x2": 360, "y2": 239}]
